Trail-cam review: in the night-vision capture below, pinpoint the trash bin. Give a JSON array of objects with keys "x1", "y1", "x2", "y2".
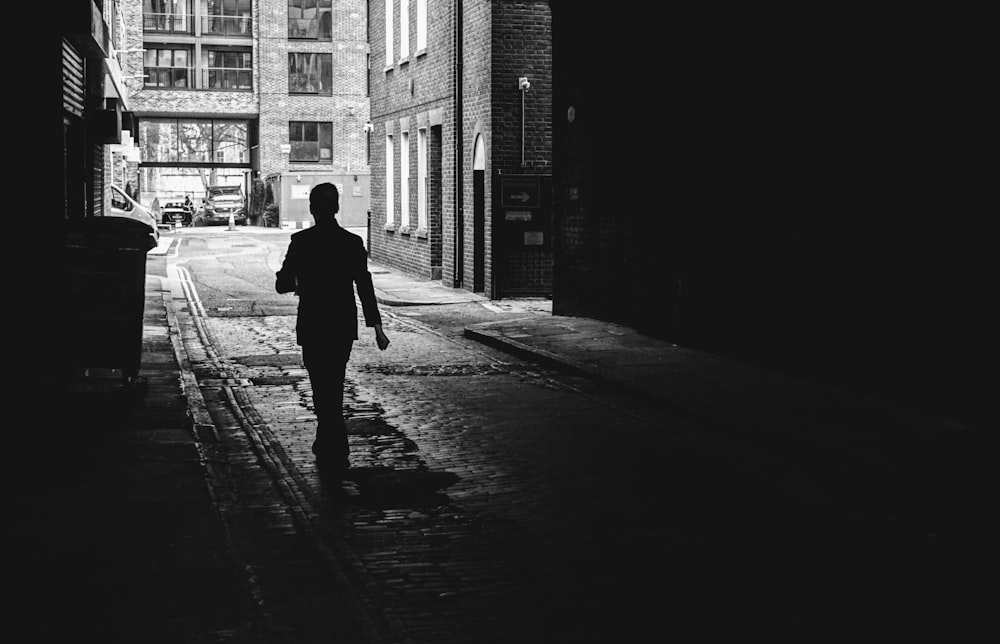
[{"x1": 64, "y1": 216, "x2": 157, "y2": 385}]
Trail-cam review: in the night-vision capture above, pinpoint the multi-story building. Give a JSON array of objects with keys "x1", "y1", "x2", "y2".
[
  {"x1": 368, "y1": 0, "x2": 553, "y2": 297},
  {"x1": 121, "y1": 0, "x2": 370, "y2": 226}
]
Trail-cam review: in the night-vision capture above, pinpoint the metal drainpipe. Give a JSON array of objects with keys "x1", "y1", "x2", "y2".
[{"x1": 453, "y1": 0, "x2": 464, "y2": 288}]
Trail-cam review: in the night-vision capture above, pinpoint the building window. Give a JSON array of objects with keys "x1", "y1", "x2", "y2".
[
  {"x1": 202, "y1": 0, "x2": 252, "y2": 37},
  {"x1": 289, "y1": 122, "x2": 333, "y2": 162},
  {"x1": 399, "y1": 0, "x2": 409, "y2": 61},
  {"x1": 144, "y1": 0, "x2": 194, "y2": 34},
  {"x1": 386, "y1": 133, "x2": 395, "y2": 226},
  {"x1": 289, "y1": 53, "x2": 332, "y2": 95},
  {"x1": 416, "y1": 0, "x2": 427, "y2": 51},
  {"x1": 178, "y1": 119, "x2": 213, "y2": 162},
  {"x1": 288, "y1": 0, "x2": 332, "y2": 40},
  {"x1": 144, "y1": 48, "x2": 194, "y2": 88},
  {"x1": 384, "y1": 0, "x2": 393, "y2": 68},
  {"x1": 417, "y1": 127, "x2": 427, "y2": 230},
  {"x1": 401, "y1": 130, "x2": 410, "y2": 227},
  {"x1": 214, "y1": 121, "x2": 250, "y2": 163},
  {"x1": 140, "y1": 118, "x2": 249, "y2": 163},
  {"x1": 204, "y1": 48, "x2": 252, "y2": 90}
]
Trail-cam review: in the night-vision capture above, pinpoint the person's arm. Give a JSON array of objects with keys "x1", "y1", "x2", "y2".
[
  {"x1": 373, "y1": 323, "x2": 390, "y2": 350},
  {"x1": 275, "y1": 239, "x2": 298, "y2": 294},
  {"x1": 354, "y1": 241, "x2": 390, "y2": 350}
]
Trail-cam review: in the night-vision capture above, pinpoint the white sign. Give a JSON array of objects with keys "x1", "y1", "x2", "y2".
[
  {"x1": 290, "y1": 184, "x2": 311, "y2": 200},
  {"x1": 280, "y1": 144, "x2": 291, "y2": 154}
]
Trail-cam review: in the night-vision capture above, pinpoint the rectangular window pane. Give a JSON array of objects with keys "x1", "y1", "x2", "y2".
[
  {"x1": 386, "y1": 134, "x2": 394, "y2": 224},
  {"x1": 291, "y1": 140, "x2": 319, "y2": 161},
  {"x1": 401, "y1": 130, "x2": 409, "y2": 225},
  {"x1": 145, "y1": 0, "x2": 193, "y2": 33},
  {"x1": 418, "y1": 127, "x2": 427, "y2": 229},
  {"x1": 289, "y1": 121, "x2": 331, "y2": 162},
  {"x1": 400, "y1": 0, "x2": 409, "y2": 59},
  {"x1": 140, "y1": 119, "x2": 178, "y2": 163},
  {"x1": 178, "y1": 120, "x2": 212, "y2": 162},
  {"x1": 417, "y1": 0, "x2": 427, "y2": 50},
  {"x1": 204, "y1": 48, "x2": 252, "y2": 90},
  {"x1": 289, "y1": 0, "x2": 331, "y2": 39},
  {"x1": 215, "y1": 120, "x2": 249, "y2": 163},
  {"x1": 288, "y1": 53, "x2": 332, "y2": 94},
  {"x1": 384, "y1": 0, "x2": 393, "y2": 65},
  {"x1": 319, "y1": 123, "x2": 333, "y2": 160},
  {"x1": 145, "y1": 48, "x2": 192, "y2": 88}
]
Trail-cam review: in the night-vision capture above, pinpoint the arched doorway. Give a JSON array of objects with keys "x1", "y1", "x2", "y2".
[{"x1": 473, "y1": 134, "x2": 487, "y2": 293}]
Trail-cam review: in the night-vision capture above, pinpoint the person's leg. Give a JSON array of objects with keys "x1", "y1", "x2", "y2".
[{"x1": 302, "y1": 340, "x2": 354, "y2": 467}]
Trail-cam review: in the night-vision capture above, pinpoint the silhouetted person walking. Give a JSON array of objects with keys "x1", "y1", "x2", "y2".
[{"x1": 275, "y1": 183, "x2": 389, "y2": 472}]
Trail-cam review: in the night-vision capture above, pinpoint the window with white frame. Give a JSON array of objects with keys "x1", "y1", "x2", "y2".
[
  {"x1": 384, "y1": 0, "x2": 393, "y2": 68},
  {"x1": 401, "y1": 130, "x2": 410, "y2": 228},
  {"x1": 385, "y1": 133, "x2": 395, "y2": 226},
  {"x1": 416, "y1": 0, "x2": 427, "y2": 51},
  {"x1": 399, "y1": 0, "x2": 409, "y2": 61},
  {"x1": 417, "y1": 127, "x2": 427, "y2": 230}
]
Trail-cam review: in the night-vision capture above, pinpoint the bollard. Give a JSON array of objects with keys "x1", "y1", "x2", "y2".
[{"x1": 227, "y1": 212, "x2": 236, "y2": 231}]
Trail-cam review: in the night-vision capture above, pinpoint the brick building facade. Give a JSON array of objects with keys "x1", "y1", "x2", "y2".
[
  {"x1": 120, "y1": 0, "x2": 370, "y2": 222},
  {"x1": 368, "y1": 0, "x2": 552, "y2": 297}
]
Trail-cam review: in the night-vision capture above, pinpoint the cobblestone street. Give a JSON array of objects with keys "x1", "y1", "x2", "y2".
[
  {"x1": 150, "y1": 229, "x2": 993, "y2": 641},
  {"x1": 178, "y1": 284, "x2": 799, "y2": 640}
]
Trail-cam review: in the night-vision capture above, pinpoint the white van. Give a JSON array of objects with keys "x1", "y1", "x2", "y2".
[{"x1": 109, "y1": 184, "x2": 160, "y2": 244}]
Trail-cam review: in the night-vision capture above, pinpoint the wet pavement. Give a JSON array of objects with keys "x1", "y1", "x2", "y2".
[{"x1": 11, "y1": 228, "x2": 994, "y2": 642}]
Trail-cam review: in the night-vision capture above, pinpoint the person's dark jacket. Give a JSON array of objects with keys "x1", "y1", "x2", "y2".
[{"x1": 275, "y1": 221, "x2": 382, "y2": 344}]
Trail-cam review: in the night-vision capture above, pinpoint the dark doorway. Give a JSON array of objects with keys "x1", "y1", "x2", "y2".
[
  {"x1": 473, "y1": 169, "x2": 485, "y2": 292},
  {"x1": 430, "y1": 125, "x2": 443, "y2": 280}
]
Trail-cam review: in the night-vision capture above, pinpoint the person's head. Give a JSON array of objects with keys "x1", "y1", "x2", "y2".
[{"x1": 309, "y1": 182, "x2": 340, "y2": 222}]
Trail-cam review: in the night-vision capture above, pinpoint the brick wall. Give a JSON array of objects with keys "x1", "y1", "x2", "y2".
[
  {"x1": 258, "y1": 0, "x2": 370, "y2": 178},
  {"x1": 123, "y1": 0, "x2": 369, "y2": 189},
  {"x1": 488, "y1": 1, "x2": 552, "y2": 296},
  {"x1": 369, "y1": 0, "x2": 552, "y2": 293},
  {"x1": 125, "y1": 0, "x2": 260, "y2": 116},
  {"x1": 369, "y1": 0, "x2": 454, "y2": 280}
]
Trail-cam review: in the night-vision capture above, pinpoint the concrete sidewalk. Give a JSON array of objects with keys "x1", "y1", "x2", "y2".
[{"x1": 463, "y1": 315, "x2": 977, "y2": 440}]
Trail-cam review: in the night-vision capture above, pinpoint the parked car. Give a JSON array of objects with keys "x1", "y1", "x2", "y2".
[
  {"x1": 109, "y1": 184, "x2": 159, "y2": 246},
  {"x1": 199, "y1": 185, "x2": 247, "y2": 226},
  {"x1": 160, "y1": 196, "x2": 193, "y2": 226}
]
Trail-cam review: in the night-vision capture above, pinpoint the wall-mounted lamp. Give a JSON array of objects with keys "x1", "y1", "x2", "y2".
[
  {"x1": 348, "y1": 106, "x2": 355, "y2": 116},
  {"x1": 296, "y1": 174, "x2": 302, "y2": 182}
]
